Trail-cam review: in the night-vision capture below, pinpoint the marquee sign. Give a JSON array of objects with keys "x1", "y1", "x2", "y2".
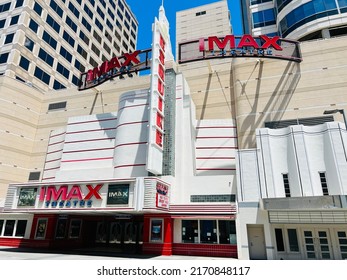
[
  {"x1": 178, "y1": 34, "x2": 302, "y2": 63},
  {"x1": 78, "y1": 49, "x2": 152, "y2": 91}
]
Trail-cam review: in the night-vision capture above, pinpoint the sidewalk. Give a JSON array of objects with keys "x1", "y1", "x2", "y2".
[{"x1": 0, "y1": 246, "x2": 237, "y2": 260}]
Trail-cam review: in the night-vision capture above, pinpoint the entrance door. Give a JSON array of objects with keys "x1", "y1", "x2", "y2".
[
  {"x1": 336, "y1": 230, "x2": 347, "y2": 260},
  {"x1": 247, "y1": 225, "x2": 267, "y2": 260},
  {"x1": 303, "y1": 229, "x2": 333, "y2": 259}
]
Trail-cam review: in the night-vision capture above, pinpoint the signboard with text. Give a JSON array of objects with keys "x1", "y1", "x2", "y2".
[{"x1": 107, "y1": 184, "x2": 129, "y2": 205}]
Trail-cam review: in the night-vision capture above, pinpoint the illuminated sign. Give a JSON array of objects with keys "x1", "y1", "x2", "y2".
[
  {"x1": 107, "y1": 184, "x2": 129, "y2": 205},
  {"x1": 17, "y1": 188, "x2": 37, "y2": 207},
  {"x1": 178, "y1": 34, "x2": 302, "y2": 63},
  {"x1": 156, "y1": 182, "x2": 169, "y2": 209},
  {"x1": 78, "y1": 49, "x2": 152, "y2": 91},
  {"x1": 39, "y1": 184, "x2": 102, "y2": 208}
]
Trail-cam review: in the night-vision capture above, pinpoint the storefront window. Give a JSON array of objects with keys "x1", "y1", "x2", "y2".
[
  {"x1": 55, "y1": 218, "x2": 67, "y2": 239},
  {"x1": 15, "y1": 220, "x2": 27, "y2": 237},
  {"x1": 0, "y1": 220, "x2": 3, "y2": 235},
  {"x1": 275, "y1": 228, "x2": 285, "y2": 251},
  {"x1": 4, "y1": 220, "x2": 15, "y2": 236},
  {"x1": 35, "y1": 219, "x2": 47, "y2": 239},
  {"x1": 182, "y1": 220, "x2": 199, "y2": 243},
  {"x1": 287, "y1": 229, "x2": 299, "y2": 252},
  {"x1": 200, "y1": 220, "x2": 217, "y2": 244},
  {"x1": 218, "y1": 220, "x2": 236, "y2": 244},
  {"x1": 150, "y1": 219, "x2": 163, "y2": 242},
  {"x1": 69, "y1": 219, "x2": 82, "y2": 238}
]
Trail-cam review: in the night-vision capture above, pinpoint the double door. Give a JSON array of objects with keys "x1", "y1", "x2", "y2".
[{"x1": 303, "y1": 229, "x2": 332, "y2": 259}]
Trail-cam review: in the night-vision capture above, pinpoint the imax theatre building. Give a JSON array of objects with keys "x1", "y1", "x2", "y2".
[{"x1": 1, "y1": 4, "x2": 347, "y2": 260}]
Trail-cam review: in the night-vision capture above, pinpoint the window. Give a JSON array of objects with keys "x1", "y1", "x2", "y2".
[
  {"x1": 33, "y1": 2, "x2": 42, "y2": 15},
  {"x1": 38, "y1": 48, "x2": 54, "y2": 66},
  {"x1": 42, "y1": 31, "x2": 57, "y2": 49},
  {"x1": 118, "y1": 0, "x2": 124, "y2": 11},
  {"x1": 95, "y1": 17, "x2": 103, "y2": 31},
  {"x1": 252, "y1": 8, "x2": 276, "y2": 28},
  {"x1": 24, "y1": 37, "x2": 34, "y2": 51},
  {"x1": 55, "y1": 218, "x2": 67, "y2": 239},
  {"x1": 81, "y1": 17, "x2": 91, "y2": 31},
  {"x1": 53, "y1": 79, "x2": 66, "y2": 90},
  {"x1": 0, "y1": 19, "x2": 5, "y2": 28},
  {"x1": 93, "y1": 30, "x2": 102, "y2": 44},
  {"x1": 28, "y1": 171, "x2": 40, "y2": 181},
  {"x1": 89, "y1": 0, "x2": 95, "y2": 6},
  {"x1": 15, "y1": 0, "x2": 24, "y2": 7},
  {"x1": 15, "y1": 220, "x2": 27, "y2": 237},
  {"x1": 19, "y1": 56, "x2": 30, "y2": 70},
  {"x1": 117, "y1": 9, "x2": 123, "y2": 20},
  {"x1": 150, "y1": 219, "x2": 163, "y2": 242},
  {"x1": 282, "y1": 173, "x2": 290, "y2": 197},
  {"x1": 218, "y1": 220, "x2": 236, "y2": 244},
  {"x1": 57, "y1": 62, "x2": 70, "y2": 79},
  {"x1": 69, "y1": 219, "x2": 82, "y2": 238},
  {"x1": 77, "y1": 44, "x2": 87, "y2": 59},
  {"x1": 34, "y1": 66, "x2": 50, "y2": 85},
  {"x1": 91, "y1": 43, "x2": 100, "y2": 56},
  {"x1": 89, "y1": 56, "x2": 97, "y2": 67},
  {"x1": 79, "y1": 30, "x2": 90, "y2": 45},
  {"x1": 50, "y1": 0, "x2": 63, "y2": 18},
  {"x1": 103, "y1": 42, "x2": 111, "y2": 54},
  {"x1": 60, "y1": 46, "x2": 72, "y2": 63},
  {"x1": 74, "y1": 59, "x2": 85, "y2": 72},
  {"x1": 0, "y1": 220, "x2": 3, "y2": 235},
  {"x1": 0, "y1": 2, "x2": 11, "y2": 12},
  {"x1": 35, "y1": 219, "x2": 47, "y2": 239},
  {"x1": 63, "y1": 31, "x2": 75, "y2": 47},
  {"x1": 97, "y1": 6, "x2": 104, "y2": 18},
  {"x1": 72, "y1": 75, "x2": 79, "y2": 86},
  {"x1": 287, "y1": 229, "x2": 299, "y2": 252},
  {"x1": 66, "y1": 15, "x2": 77, "y2": 32},
  {"x1": 196, "y1": 11, "x2": 206, "y2": 16},
  {"x1": 200, "y1": 220, "x2": 217, "y2": 243},
  {"x1": 0, "y1": 52, "x2": 9, "y2": 64},
  {"x1": 107, "y1": 8, "x2": 115, "y2": 20},
  {"x1": 319, "y1": 172, "x2": 329, "y2": 195},
  {"x1": 48, "y1": 101, "x2": 67, "y2": 111},
  {"x1": 10, "y1": 15, "x2": 20, "y2": 25},
  {"x1": 29, "y1": 18, "x2": 39, "y2": 33},
  {"x1": 4, "y1": 220, "x2": 15, "y2": 236},
  {"x1": 275, "y1": 228, "x2": 285, "y2": 251},
  {"x1": 5, "y1": 33, "x2": 15, "y2": 44},
  {"x1": 84, "y1": 4, "x2": 93, "y2": 20},
  {"x1": 46, "y1": 14, "x2": 60, "y2": 33},
  {"x1": 68, "y1": 2, "x2": 80, "y2": 19}
]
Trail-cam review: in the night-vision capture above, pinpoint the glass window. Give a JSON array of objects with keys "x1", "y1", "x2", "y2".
[
  {"x1": 72, "y1": 74, "x2": 80, "y2": 86},
  {"x1": 10, "y1": 15, "x2": 20, "y2": 25},
  {"x1": 69, "y1": 219, "x2": 82, "y2": 238},
  {"x1": 81, "y1": 17, "x2": 91, "y2": 31},
  {"x1": 150, "y1": 219, "x2": 163, "y2": 242},
  {"x1": 60, "y1": 46, "x2": 72, "y2": 63},
  {"x1": 38, "y1": 48, "x2": 54, "y2": 66},
  {"x1": 34, "y1": 66, "x2": 50, "y2": 85},
  {"x1": 0, "y1": 2, "x2": 11, "y2": 12},
  {"x1": 97, "y1": 6, "x2": 104, "y2": 18},
  {"x1": 282, "y1": 173, "x2": 291, "y2": 197},
  {"x1": 0, "y1": 52, "x2": 9, "y2": 64},
  {"x1": 19, "y1": 56, "x2": 30, "y2": 70},
  {"x1": 57, "y1": 62, "x2": 70, "y2": 79},
  {"x1": 15, "y1": 220, "x2": 27, "y2": 237},
  {"x1": 24, "y1": 37, "x2": 34, "y2": 51},
  {"x1": 107, "y1": 8, "x2": 115, "y2": 20},
  {"x1": 46, "y1": 14, "x2": 60, "y2": 33},
  {"x1": 93, "y1": 30, "x2": 102, "y2": 44},
  {"x1": 218, "y1": 220, "x2": 236, "y2": 244},
  {"x1": 182, "y1": 220, "x2": 198, "y2": 243},
  {"x1": 66, "y1": 15, "x2": 77, "y2": 32},
  {"x1": 200, "y1": 220, "x2": 217, "y2": 244},
  {"x1": 77, "y1": 44, "x2": 88, "y2": 59},
  {"x1": 0, "y1": 220, "x2": 3, "y2": 235},
  {"x1": 74, "y1": 59, "x2": 85, "y2": 72},
  {"x1": 84, "y1": 4, "x2": 93, "y2": 20},
  {"x1": 33, "y1": 2, "x2": 42, "y2": 15},
  {"x1": 89, "y1": 0, "x2": 95, "y2": 6},
  {"x1": 0, "y1": 19, "x2": 5, "y2": 28},
  {"x1": 91, "y1": 43, "x2": 100, "y2": 56},
  {"x1": 79, "y1": 30, "x2": 90, "y2": 45},
  {"x1": 35, "y1": 219, "x2": 47, "y2": 239},
  {"x1": 319, "y1": 172, "x2": 329, "y2": 195},
  {"x1": 68, "y1": 2, "x2": 80, "y2": 19},
  {"x1": 63, "y1": 31, "x2": 75, "y2": 47},
  {"x1": 4, "y1": 220, "x2": 15, "y2": 236},
  {"x1": 50, "y1": 0, "x2": 63, "y2": 18},
  {"x1": 287, "y1": 229, "x2": 299, "y2": 252},
  {"x1": 55, "y1": 218, "x2": 67, "y2": 239},
  {"x1": 95, "y1": 17, "x2": 103, "y2": 31},
  {"x1": 118, "y1": 0, "x2": 124, "y2": 11},
  {"x1": 15, "y1": 0, "x2": 24, "y2": 8},
  {"x1": 275, "y1": 228, "x2": 285, "y2": 251},
  {"x1": 42, "y1": 31, "x2": 57, "y2": 49},
  {"x1": 53, "y1": 79, "x2": 66, "y2": 90},
  {"x1": 5, "y1": 33, "x2": 15, "y2": 44}
]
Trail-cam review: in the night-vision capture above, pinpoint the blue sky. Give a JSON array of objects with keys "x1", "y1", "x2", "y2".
[{"x1": 126, "y1": 0, "x2": 242, "y2": 57}]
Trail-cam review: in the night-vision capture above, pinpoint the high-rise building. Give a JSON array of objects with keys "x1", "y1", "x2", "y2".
[
  {"x1": 0, "y1": 0, "x2": 138, "y2": 91},
  {"x1": 241, "y1": 0, "x2": 347, "y2": 41}
]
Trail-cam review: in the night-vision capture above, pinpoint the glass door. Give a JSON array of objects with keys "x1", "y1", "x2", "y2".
[
  {"x1": 337, "y1": 231, "x2": 347, "y2": 260},
  {"x1": 303, "y1": 229, "x2": 333, "y2": 259}
]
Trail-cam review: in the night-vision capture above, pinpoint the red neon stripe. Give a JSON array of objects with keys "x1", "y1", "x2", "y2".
[
  {"x1": 68, "y1": 117, "x2": 117, "y2": 125},
  {"x1": 63, "y1": 147, "x2": 115, "y2": 154},
  {"x1": 115, "y1": 141, "x2": 147, "y2": 148},
  {"x1": 45, "y1": 158, "x2": 61, "y2": 163},
  {"x1": 114, "y1": 163, "x2": 146, "y2": 169},
  {"x1": 48, "y1": 140, "x2": 65, "y2": 146},
  {"x1": 115, "y1": 120, "x2": 148, "y2": 129},
  {"x1": 50, "y1": 132, "x2": 66, "y2": 138},
  {"x1": 61, "y1": 157, "x2": 113, "y2": 163},
  {"x1": 66, "y1": 127, "x2": 116, "y2": 135},
  {"x1": 43, "y1": 166, "x2": 60, "y2": 171},
  {"x1": 47, "y1": 149, "x2": 63, "y2": 154},
  {"x1": 65, "y1": 137, "x2": 114, "y2": 144}
]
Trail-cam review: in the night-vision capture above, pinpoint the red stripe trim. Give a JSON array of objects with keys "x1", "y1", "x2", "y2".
[
  {"x1": 48, "y1": 140, "x2": 65, "y2": 146},
  {"x1": 50, "y1": 132, "x2": 66, "y2": 138},
  {"x1": 66, "y1": 127, "x2": 116, "y2": 135},
  {"x1": 114, "y1": 163, "x2": 146, "y2": 169},
  {"x1": 45, "y1": 158, "x2": 61, "y2": 163},
  {"x1": 196, "y1": 126, "x2": 236, "y2": 129},
  {"x1": 115, "y1": 141, "x2": 147, "y2": 148},
  {"x1": 118, "y1": 103, "x2": 148, "y2": 111},
  {"x1": 196, "y1": 157, "x2": 235, "y2": 160},
  {"x1": 68, "y1": 117, "x2": 117, "y2": 125},
  {"x1": 196, "y1": 136, "x2": 237, "y2": 139},
  {"x1": 61, "y1": 157, "x2": 113, "y2": 163},
  {"x1": 116, "y1": 120, "x2": 148, "y2": 129},
  {"x1": 42, "y1": 176, "x2": 55, "y2": 180},
  {"x1": 43, "y1": 166, "x2": 60, "y2": 171},
  {"x1": 47, "y1": 149, "x2": 63, "y2": 154},
  {"x1": 65, "y1": 137, "x2": 114, "y2": 144},
  {"x1": 196, "y1": 146, "x2": 238, "y2": 149},
  {"x1": 63, "y1": 147, "x2": 115, "y2": 154}
]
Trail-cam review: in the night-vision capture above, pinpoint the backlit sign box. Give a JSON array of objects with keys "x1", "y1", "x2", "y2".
[{"x1": 178, "y1": 34, "x2": 302, "y2": 63}]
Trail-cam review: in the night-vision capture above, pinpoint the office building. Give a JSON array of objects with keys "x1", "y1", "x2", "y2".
[
  {"x1": 0, "y1": 0, "x2": 138, "y2": 91},
  {"x1": 241, "y1": 0, "x2": 347, "y2": 41}
]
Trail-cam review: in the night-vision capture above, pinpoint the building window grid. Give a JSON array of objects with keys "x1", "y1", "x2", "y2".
[
  {"x1": 10, "y1": 15, "x2": 20, "y2": 26},
  {"x1": 19, "y1": 56, "x2": 30, "y2": 70},
  {"x1": 38, "y1": 48, "x2": 54, "y2": 67},
  {"x1": 46, "y1": 14, "x2": 61, "y2": 34},
  {"x1": 33, "y1": 2, "x2": 43, "y2": 16},
  {"x1": 319, "y1": 172, "x2": 329, "y2": 196},
  {"x1": 282, "y1": 173, "x2": 291, "y2": 197},
  {"x1": 4, "y1": 33, "x2": 15, "y2": 44},
  {"x1": 0, "y1": 2, "x2": 11, "y2": 13}
]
